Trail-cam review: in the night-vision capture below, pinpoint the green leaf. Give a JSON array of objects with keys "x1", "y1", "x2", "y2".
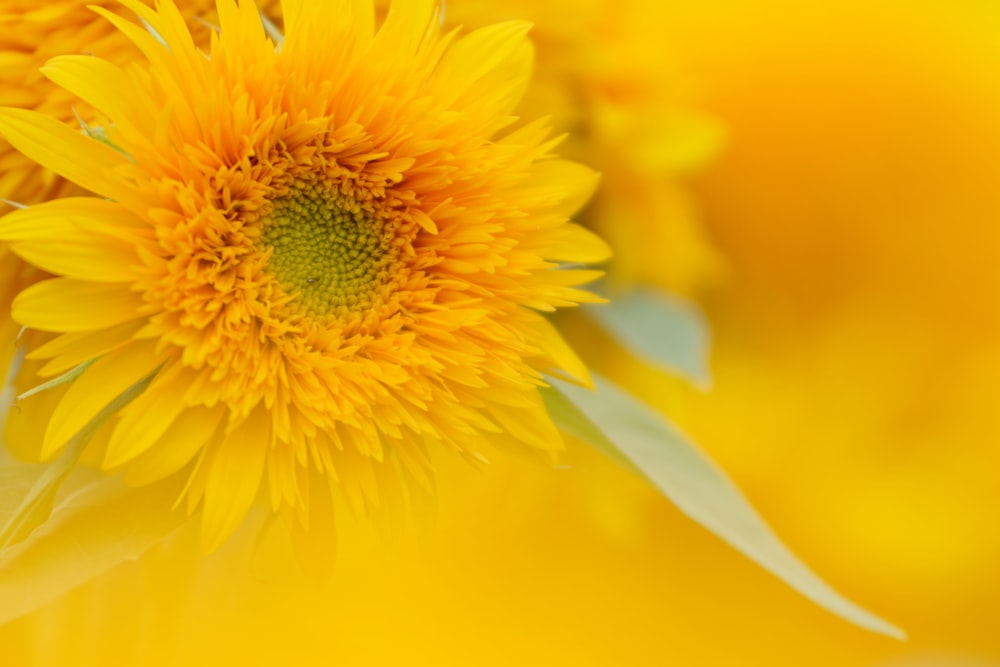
[
  {"x1": 0, "y1": 467, "x2": 190, "y2": 625},
  {"x1": 587, "y1": 289, "x2": 711, "y2": 389},
  {"x1": 15, "y1": 358, "x2": 95, "y2": 402},
  {"x1": 541, "y1": 385, "x2": 635, "y2": 474},
  {"x1": 544, "y1": 375, "x2": 905, "y2": 640}
]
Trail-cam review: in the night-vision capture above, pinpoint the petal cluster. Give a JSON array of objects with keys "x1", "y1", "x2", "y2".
[{"x1": 0, "y1": 0, "x2": 609, "y2": 550}]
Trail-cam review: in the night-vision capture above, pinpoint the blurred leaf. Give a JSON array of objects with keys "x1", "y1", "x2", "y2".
[
  {"x1": 544, "y1": 375, "x2": 905, "y2": 640},
  {"x1": 0, "y1": 461, "x2": 43, "y2": 522},
  {"x1": 587, "y1": 288, "x2": 711, "y2": 389},
  {"x1": 0, "y1": 449, "x2": 78, "y2": 550},
  {"x1": 541, "y1": 385, "x2": 635, "y2": 473},
  {"x1": 0, "y1": 467, "x2": 189, "y2": 625},
  {"x1": 0, "y1": 366, "x2": 157, "y2": 549},
  {"x1": 0, "y1": 364, "x2": 176, "y2": 623}
]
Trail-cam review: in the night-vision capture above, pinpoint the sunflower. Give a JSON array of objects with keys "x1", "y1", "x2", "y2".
[
  {"x1": 0, "y1": 0, "x2": 276, "y2": 446},
  {"x1": 0, "y1": 0, "x2": 277, "y2": 205},
  {"x1": 0, "y1": 0, "x2": 608, "y2": 551}
]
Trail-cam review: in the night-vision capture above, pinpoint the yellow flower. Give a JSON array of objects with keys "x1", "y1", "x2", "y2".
[
  {"x1": 0, "y1": 0, "x2": 275, "y2": 204},
  {"x1": 0, "y1": 0, "x2": 608, "y2": 551},
  {"x1": 0, "y1": 0, "x2": 279, "y2": 447},
  {"x1": 0, "y1": 0, "x2": 916, "y2": 662}
]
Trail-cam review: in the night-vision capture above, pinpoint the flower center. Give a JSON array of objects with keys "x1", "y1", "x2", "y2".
[{"x1": 261, "y1": 182, "x2": 390, "y2": 318}]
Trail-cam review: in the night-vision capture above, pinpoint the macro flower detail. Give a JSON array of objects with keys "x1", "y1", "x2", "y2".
[{"x1": 0, "y1": 0, "x2": 609, "y2": 551}]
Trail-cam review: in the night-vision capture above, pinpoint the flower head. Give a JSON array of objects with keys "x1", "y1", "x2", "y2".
[{"x1": 0, "y1": 0, "x2": 608, "y2": 550}]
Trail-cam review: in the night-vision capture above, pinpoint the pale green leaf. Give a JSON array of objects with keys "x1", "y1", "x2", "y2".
[
  {"x1": 588, "y1": 289, "x2": 711, "y2": 389},
  {"x1": 545, "y1": 375, "x2": 905, "y2": 640},
  {"x1": 15, "y1": 358, "x2": 95, "y2": 402},
  {"x1": 0, "y1": 468, "x2": 190, "y2": 624},
  {"x1": 541, "y1": 385, "x2": 635, "y2": 473}
]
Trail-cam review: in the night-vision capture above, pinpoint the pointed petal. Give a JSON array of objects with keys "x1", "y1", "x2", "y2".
[
  {"x1": 0, "y1": 109, "x2": 141, "y2": 209},
  {"x1": 104, "y1": 365, "x2": 191, "y2": 469},
  {"x1": 547, "y1": 223, "x2": 612, "y2": 264},
  {"x1": 532, "y1": 315, "x2": 593, "y2": 388},
  {"x1": 430, "y1": 21, "x2": 534, "y2": 117},
  {"x1": 28, "y1": 320, "x2": 146, "y2": 377},
  {"x1": 123, "y1": 405, "x2": 225, "y2": 486},
  {"x1": 529, "y1": 160, "x2": 601, "y2": 217},
  {"x1": 41, "y1": 55, "x2": 138, "y2": 128},
  {"x1": 41, "y1": 341, "x2": 162, "y2": 458},
  {"x1": 200, "y1": 409, "x2": 269, "y2": 552},
  {"x1": 12, "y1": 279, "x2": 145, "y2": 333},
  {"x1": 287, "y1": 467, "x2": 338, "y2": 583},
  {"x1": 373, "y1": 0, "x2": 438, "y2": 58}
]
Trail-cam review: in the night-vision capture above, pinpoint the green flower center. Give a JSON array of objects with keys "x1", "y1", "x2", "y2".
[{"x1": 262, "y1": 182, "x2": 390, "y2": 318}]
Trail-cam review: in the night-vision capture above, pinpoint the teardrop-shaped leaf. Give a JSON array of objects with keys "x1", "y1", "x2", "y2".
[
  {"x1": 587, "y1": 289, "x2": 711, "y2": 389},
  {"x1": 543, "y1": 375, "x2": 905, "y2": 640}
]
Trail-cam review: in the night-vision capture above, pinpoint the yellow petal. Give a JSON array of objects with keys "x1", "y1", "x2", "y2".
[
  {"x1": 10, "y1": 241, "x2": 138, "y2": 283},
  {"x1": 531, "y1": 315, "x2": 593, "y2": 388},
  {"x1": 431, "y1": 21, "x2": 534, "y2": 118},
  {"x1": 529, "y1": 160, "x2": 601, "y2": 217},
  {"x1": 12, "y1": 279, "x2": 145, "y2": 333},
  {"x1": 123, "y1": 405, "x2": 225, "y2": 486},
  {"x1": 0, "y1": 197, "x2": 146, "y2": 234},
  {"x1": 0, "y1": 198, "x2": 144, "y2": 240},
  {"x1": 372, "y1": 0, "x2": 438, "y2": 58},
  {"x1": 104, "y1": 365, "x2": 191, "y2": 469},
  {"x1": 0, "y1": 108, "x2": 140, "y2": 209},
  {"x1": 286, "y1": 467, "x2": 338, "y2": 584},
  {"x1": 547, "y1": 223, "x2": 613, "y2": 264},
  {"x1": 200, "y1": 409, "x2": 270, "y2": 552},
  {"x1": 41, "y1": 341, "x2": 162, "y2": 459},
  {"x1": 0, "y1": 199, "x2": 146, "y2": 281},
  {"x1": 41, "y1": 55, "x2": 138, "y2": 130},
  {"x1": 486, "y1": 396, "x2": 563, "y2": 453},
  {"x1": 329, "y1": 429, "x2": 380, "y2": 517},
  {"x1": 96, "y1": 0, "x2": 206, "y2": 99},
  {"x1": 29, "y1": 320, "x2": 146, "y2": 377}
]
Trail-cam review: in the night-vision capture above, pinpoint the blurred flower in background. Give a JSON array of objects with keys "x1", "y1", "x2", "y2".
[
  {"x1": 663, "y1": 1, "x2": 1000, "y2": 664},
  {"x1": 3, "y1": 0, "x2": 999, "y2": 665},
  {"x1": 446, "y1": 0, "x2": 725, "y2": 297}
]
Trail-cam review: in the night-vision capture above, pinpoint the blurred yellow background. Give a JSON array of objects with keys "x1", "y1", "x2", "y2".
[
  {"x1": 4, "y1": 1, "x2": 1000, "y2": 665},
  {"x1": 669, "y1": 1, "x2": 1000, "y2": 663}
]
